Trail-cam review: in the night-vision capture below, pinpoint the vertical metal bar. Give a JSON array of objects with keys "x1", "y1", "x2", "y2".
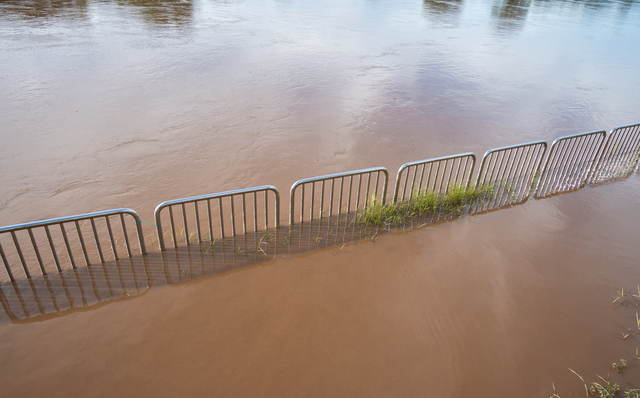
[
  {"x1": 181, "y1": 203, "x2": 189, "y2": 245},
  {"x1": 207, "y1": 199, "x2": 214, "y2": 241},
  {"x1": 218, "y1": 197, "x2": 225, "y2": 238},
  {"x1": 338, "y1": 178, "x2": 344, "y2": 215},
  {"x1": 265, "y1": 191, "x2": 270, "y2": 230},
  {"x1": 169, "y1": 206, "x2": 178, "y2": 249},
  {"x1": 451, "y1": 157, "x2": 463, "y2": 192},
  {"x1": 119, "y1": 214, "x2": 133, "y2": 258},
  {"x1": 229, "y1": 196, "x2": 236, "y2": 236},
  {"x1": 253, "y1": 192, "x2": 258, "y2": 232},
  {"x1": 11, "y1": 231, "x2": 30, "y2": 278},
  {"x1": 433, "y1": 160, "x2": 443, "y2": 193},
  {"x1": 43, "y1": 225, "x2": 61, "y2": 272},
  {"x1": 90, "y1": 218, "x2": 105, "y2": 264},
  {"x1": 409, "y1": 166, "x2": 418, "y2": 199},
  {"x1": 0, "y1": 241, "x2": 15, "y2": 282},
  {"x1": 401, "y1": 167, "x2": 410, "y2": 201},
  {"x1": 320, "y1": 180, "x2": 325, "y2": 217},
  {"x1": 27, "y1": 229, "x2": 46, "y2": 275},
  {"x1": 381, "y1": 170, "x2": 388, "y2": 205},
  {"x1": 374, "y1": 171, "x2": 381, "y2": 203},
  {"x1": 241, "y1": 193, "x2": 247, "y2": 234},
  {"x1": 74, "y1": 220, "x2": 90, "y2": 266},
  {"x1": 355, "y1": 174, "x2": 363, "y2": 211},
  {"x1": 418, "y1": 163, "x2": 427, "y2": 194},
  {"x1": 195, "y1": 201, "x2": 202, "y2": 243},
  {"x1": 60, "y1": 223, "x2": 76, "y2": 269},
  {"x1": 364, "y1": 173, "x2": 372, "y2": 209},
  {"x1": 329, "y1": 179, "x2": 335, "y2": 217},
  {"x1": 424, "y1": 163, "x2": 434, "y2": 195},
  {"x1": 437, "y1": 159, "x2": 449, "y2": 193},
  {"x1": 274, "y1": 188, "x2": 280, "y2": 228},
  {"x1": 310, "y1": 182, "x2": 315, "y2": 221},
  {"x1": 347, "y1": 176, "x2": 353, "y2": 213},
  {"x1": 462, "y1": 157, "x2": 472, "y2": 187},
  {"x1": 301, "y1": 184, "x2": 305, "y2": 222},
  {"x1": 105, "y1": 216, "x2": 118, "y2": 261}
]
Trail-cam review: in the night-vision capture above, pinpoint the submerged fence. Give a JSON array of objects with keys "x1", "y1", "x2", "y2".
[
  {"x1": 535, "y1": 130, "x2": 607, "y2": 199},
  {"x1": 0, "y1": 209, "x2": 146, "y2": 282},
  {"x1": 2, "y1": 123, "x2": 640, "y2": 284},
  {"x1": 289, "y1": 167, "x2": 389, "y2": 225},
  {"x1": 472, "y1": 141, "x2": 547, "y2": 214},
  {"x1": 154, "y1": 186, "x2": 280, "y2": 251},
  {"x1": 393, "y1": 153, "x2": 475, "y2": 203}
]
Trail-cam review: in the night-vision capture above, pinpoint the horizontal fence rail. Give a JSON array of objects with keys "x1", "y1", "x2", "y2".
[
  {"x1": 0, "y1": 209, "x2": 146, "y2": 282},
  {"x1": 393, "y1": 153, "x2": 476, "y2": 203},
  {"x1": 590, "y1": 123, "x2": 640, "y2": 185},
  {"x1": 289, "y1": 167, "x2": 389, "y2": 225},
  {"x1": 154, "y1": 186, "x2": 280, "y2": 251},
  {"x1": 472, "y1": 141, "x2": 548, "y2": 213},
  {"x1": 535, "y1": 130, "x2": 607, "y2": 198}
]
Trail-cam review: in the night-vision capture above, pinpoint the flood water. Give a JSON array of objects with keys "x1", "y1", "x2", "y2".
[{"x1": 2, "y1": 0, "x2": 640, "y2": 396}]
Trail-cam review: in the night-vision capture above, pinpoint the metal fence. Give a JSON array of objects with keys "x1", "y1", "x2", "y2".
[
  {"x1": 3, "y1": 124, "x2": 640, "y2": 287},
  {"x1": 535, "y1": 130, "x2": 607, "y2": 198},
  {"x1": 589, "y1": 123, "x2": 640, "y2": 185},
  {"x1": 393, "y1": 153, "x2": 476, "y2": 203},
  {"x1": 0, "y1": 209, "x2": 146, "y2": 282},
  {"x1": 472, "y1": 141, "x2": 548, "y2": 213},
  {"x1": 289, "y1": 167, "x2": 389, "y2": 225},
  {"x1": 154, "y1": 186, "x2": 280, "y2": 251}
]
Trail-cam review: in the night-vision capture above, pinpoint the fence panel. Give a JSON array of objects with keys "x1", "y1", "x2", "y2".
[
  {"x1": 0, "y1": 209, "x2": 146, "y2": 282},
  {"x1": 472, "y1": 141, "x2": 547, "y2": 214},
  {"x1": 289, "y1": 167, "x2": 389, "y2": 225},
  {"x1": 589, "y1": 123, "x2": 640, "y2": 185},
  {"x1": 154, "y1": 186, "x2": 280, "y2": 251},
  {"x1": 393, "y1": 153, "x2": 476, "y2": 203},
  {"x1": 535, "y1": 130, "x2": 607, "y2": 198}
]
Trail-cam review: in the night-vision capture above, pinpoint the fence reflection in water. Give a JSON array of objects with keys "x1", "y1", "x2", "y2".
[{"x1": 0, "y1": 255, "x2": 151, "y2": 323}]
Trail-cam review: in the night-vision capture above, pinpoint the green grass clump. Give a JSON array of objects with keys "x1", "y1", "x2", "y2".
[{"x1": 357, "y1": 184, "x2": 493, "y2": 228}]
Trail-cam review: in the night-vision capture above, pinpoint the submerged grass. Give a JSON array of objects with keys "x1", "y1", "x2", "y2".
[{"x1": 357, "y1": 184, "x2": 494, "y2": 228}]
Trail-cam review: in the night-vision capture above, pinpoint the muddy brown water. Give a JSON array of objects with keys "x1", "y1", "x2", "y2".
[{"x1": 2, "y1": 0, "x2": 640, "y2": 396}]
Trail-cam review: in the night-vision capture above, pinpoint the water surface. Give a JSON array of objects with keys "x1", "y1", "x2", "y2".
[{"x1": 1, "y1": 0, "x2": 640, "y2": 396}]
